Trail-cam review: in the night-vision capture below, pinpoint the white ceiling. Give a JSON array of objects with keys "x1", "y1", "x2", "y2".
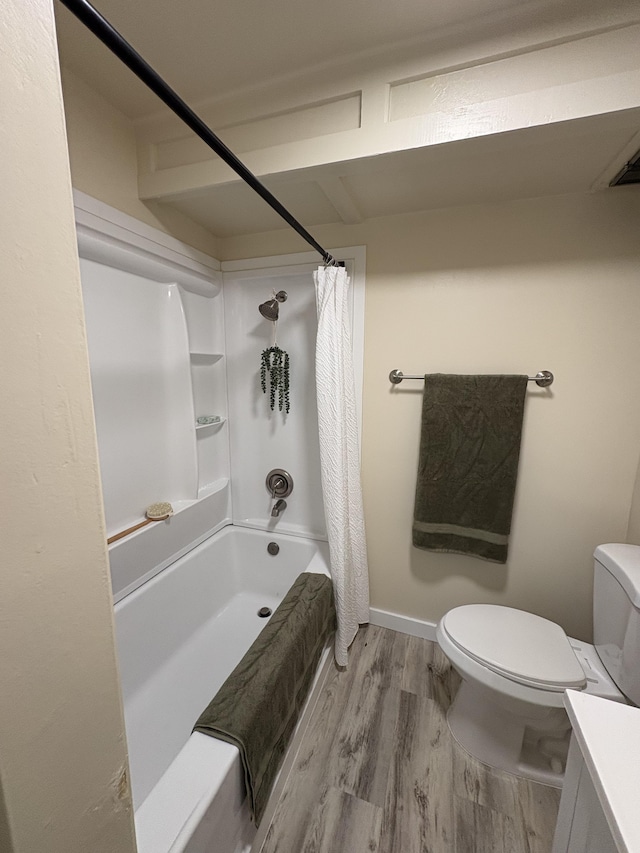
[{"x1": 54, "y1": 0, "x2": 639, "y2": 119}]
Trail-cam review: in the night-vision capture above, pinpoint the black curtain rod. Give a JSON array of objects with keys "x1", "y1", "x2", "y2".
[{"x1": 59, "y1": 0, "x2": 344, "y2": 267}]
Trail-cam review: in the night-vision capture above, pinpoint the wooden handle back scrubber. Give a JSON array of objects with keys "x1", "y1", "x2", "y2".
[{"x1": 107, "y1": 502, "x2": 173, "y2": 545}]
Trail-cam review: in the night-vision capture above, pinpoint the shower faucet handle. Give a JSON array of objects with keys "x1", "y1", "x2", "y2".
[
  {"x1": 266, "y1": 469, "x2": 294, "y2": 498},
  {"x1": 270, "y1": 477, "x2": 285, "y2": 496}
]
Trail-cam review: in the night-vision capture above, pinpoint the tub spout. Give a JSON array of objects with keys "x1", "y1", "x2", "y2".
[{"x1": 271, "y1": 499, "x2": 287, "y2": 517}]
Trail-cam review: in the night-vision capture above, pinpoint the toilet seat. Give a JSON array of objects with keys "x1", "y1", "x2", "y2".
[{"x1": 441, "y1": 605, "x2": 587, "y2": 692}]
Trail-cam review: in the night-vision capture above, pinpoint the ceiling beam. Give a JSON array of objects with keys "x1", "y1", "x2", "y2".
[{"x1": 316, "y1": 176, "x2": 363, "y2": 224}]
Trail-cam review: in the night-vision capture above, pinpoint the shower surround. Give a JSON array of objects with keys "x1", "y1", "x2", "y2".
[{"x1": 75, "y1": 191, "x2": 365, "y2": 850}]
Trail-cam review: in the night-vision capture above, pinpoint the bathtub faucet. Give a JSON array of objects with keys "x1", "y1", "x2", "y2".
[
  {"x1": 266, "y1": 469, "x2": 293, "y2": 518},
  {"x1": 271, "y1": 499, "x2": 287, "y2": 517}
]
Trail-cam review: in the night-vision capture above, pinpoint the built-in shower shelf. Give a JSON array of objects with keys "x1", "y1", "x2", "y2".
[
  {"x1": 189, "y1": 351, "x2": 224, "y2": 363},
  {"x1": 195, "y1": 418, "x2": 226, "y2": 431}
]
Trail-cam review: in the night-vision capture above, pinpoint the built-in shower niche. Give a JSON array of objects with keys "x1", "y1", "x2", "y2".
[
  {"x1": 181, "y1": 288, "x2": 230, "y2": 498},
  {"x1": 76, "y1": 197, "x2": 231, "y2": 601}
]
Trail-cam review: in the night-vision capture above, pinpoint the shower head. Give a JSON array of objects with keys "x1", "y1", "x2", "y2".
[
  {"x1": 258, "y1": 290, "x2": 287, "y2": 321},
  {"x1": 259, "y1": 299, "x2": 279, "y2": 321}
]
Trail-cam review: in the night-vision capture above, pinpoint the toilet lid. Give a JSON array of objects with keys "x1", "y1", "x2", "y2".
[{"x1": 442, "y1": 605, "x2": 586, "y2": 691}]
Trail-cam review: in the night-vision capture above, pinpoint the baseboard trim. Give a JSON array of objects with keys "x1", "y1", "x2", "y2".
[{"x1": 369, "y1": 607, "x2": 437, "y2": 641}]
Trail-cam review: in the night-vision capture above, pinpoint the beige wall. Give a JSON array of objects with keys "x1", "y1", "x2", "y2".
[
  {"x1": 60, "y1": 66, "x2": 219, "y2": 257},
  {"x1": 221, "y1": 189, "x2": 640, "y2": 641},
  {"x1": 0, "y1": 2, "x2": 136, "y2": 851}
]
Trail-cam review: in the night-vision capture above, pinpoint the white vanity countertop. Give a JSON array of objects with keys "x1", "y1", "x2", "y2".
[{"x1": 564, "y1": 690, "x2": 640, "y2": 853}]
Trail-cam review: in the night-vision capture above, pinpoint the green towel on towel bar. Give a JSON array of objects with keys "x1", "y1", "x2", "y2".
[
  {"x1": 193, "y1": 571, "x2": 335, "y2": 825},
  {"x1": 413, "y1": 374, "x2": 528, "y2": 563}
]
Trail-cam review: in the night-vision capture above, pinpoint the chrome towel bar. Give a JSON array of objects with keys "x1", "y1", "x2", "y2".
[{"x1": 389, "y1": 369, "x2": 554, "y2": 387}]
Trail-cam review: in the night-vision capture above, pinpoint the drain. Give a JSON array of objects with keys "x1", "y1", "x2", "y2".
[
  {"x1": 258, "y1": 606, "x2": 272, "y2": 618},
  {"x1": 267, "y1": 542, "x2": 279, "y2": 555}
]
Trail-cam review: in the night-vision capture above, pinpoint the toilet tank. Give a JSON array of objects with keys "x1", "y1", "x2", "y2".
[{"x1": 593, "y1": 544, "x2": 640, "y2": 706}]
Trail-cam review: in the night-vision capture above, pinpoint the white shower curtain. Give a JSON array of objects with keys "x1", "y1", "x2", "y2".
[{"x1": 314, "y1": 265, "x2": 369, "y2": 666}]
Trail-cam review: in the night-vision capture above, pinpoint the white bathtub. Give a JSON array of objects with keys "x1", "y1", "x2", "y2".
[{"x1": 114, "y1": 525, "x2": 331, "y2": 853}]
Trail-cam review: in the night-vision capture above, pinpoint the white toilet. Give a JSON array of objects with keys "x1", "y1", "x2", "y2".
[{"x1": 436, "y1": 543, "x2": 640, "y2": 786}]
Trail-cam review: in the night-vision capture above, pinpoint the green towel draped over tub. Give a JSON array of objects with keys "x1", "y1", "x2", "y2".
[
  {"x1": 193, "y1": 571, "x2": 335, "y2": 825},
  {"x1": 413, "y1": 374, "x2": 528, "y2": 563}
]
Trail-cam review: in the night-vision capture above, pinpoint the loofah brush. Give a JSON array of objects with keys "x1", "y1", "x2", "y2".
[{"x1": 107, "y1": 502, "x2": 173, "y2": 545}]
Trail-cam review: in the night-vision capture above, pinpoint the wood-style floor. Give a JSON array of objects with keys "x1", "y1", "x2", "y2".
[{"x1": 257, "y1": 624, "x2": 560, "y2": 853}]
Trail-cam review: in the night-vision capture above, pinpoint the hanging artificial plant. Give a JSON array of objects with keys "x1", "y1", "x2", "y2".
[{"x1": 260, "y1": 346, "x2": 290, "y2": 413}]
